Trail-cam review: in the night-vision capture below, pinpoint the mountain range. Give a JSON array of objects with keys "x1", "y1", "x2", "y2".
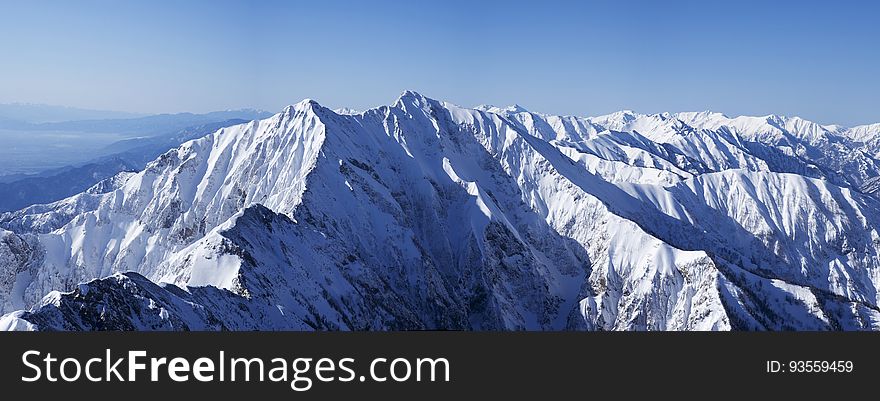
[
  {"x1": 1, "y1": 91, "x2": 879, "y2": 331},
  {"x1": 0, "y1": 103, "x2": 145, "y2": 124}
]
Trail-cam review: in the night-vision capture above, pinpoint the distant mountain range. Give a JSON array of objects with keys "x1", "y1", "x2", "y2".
[
  {"x1": 0, "y1": 103, "x2": 145, "y2": 123},
  {"x1": 0, "y1": 108, "x2": 272, "y2": 211},
  {"x1": 0, "y1": 120, "x2": 255, "y2": 212},
  {"x1": 2, "y1": 92, "x2": 879, "y2": 331},
  {"x1": 0, "y1": 108, "x2": 271, "y2": 136}
]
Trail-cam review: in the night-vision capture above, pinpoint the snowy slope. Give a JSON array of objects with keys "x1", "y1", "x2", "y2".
[
  {"x1": 0, "y1": 101, "x2": 325, "y2": 312},
  {"x1": 499, "y1": 108, "x2": 880, "y2": 329},
  {"x1": 2, "y1": 92, "x2": 880, "y2": 330}
]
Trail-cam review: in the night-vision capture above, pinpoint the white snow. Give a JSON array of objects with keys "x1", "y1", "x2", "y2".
[{"x1": 2, "y1": 91, "x2": 880, "y2": 331}]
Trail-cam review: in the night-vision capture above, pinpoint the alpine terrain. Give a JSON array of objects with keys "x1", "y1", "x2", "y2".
[{"x1": 2, "y1": 91, "x2": 879, "y2": 331}]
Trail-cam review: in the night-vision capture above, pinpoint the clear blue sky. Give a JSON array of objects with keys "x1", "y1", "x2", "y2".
[{"x1": 0, "y1": 0, "x2": 877, "y2": 125}]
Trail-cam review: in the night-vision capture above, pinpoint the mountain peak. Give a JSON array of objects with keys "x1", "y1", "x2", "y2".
[
  {"x1": 474, "y1": 104, "x2": 530, "y2": 115},
  {"x1": 396, "y1": 89, "x2": 428, "y2": 101},
  {"x1": 393, "y1": 90, "x2": 436, "y2": 110},
  {"x1": 334, "y1": 107, "x2": 360, "y2": 115},
  {"x1": 595, "y1": 109, "x2": 639, "y2": 123},
  {"x1": 281, "y1": 99, "x2": 322, "y2": 116}
]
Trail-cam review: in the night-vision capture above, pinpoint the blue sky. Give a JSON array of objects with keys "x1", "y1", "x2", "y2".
[{"x1": 0, "y1": 0, "x2": 877, "y2": 125}]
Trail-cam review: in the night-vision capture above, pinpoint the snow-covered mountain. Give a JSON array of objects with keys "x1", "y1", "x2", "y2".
[{"x1": 2, "y1": 92, "x2": 880, "y2": 331}]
